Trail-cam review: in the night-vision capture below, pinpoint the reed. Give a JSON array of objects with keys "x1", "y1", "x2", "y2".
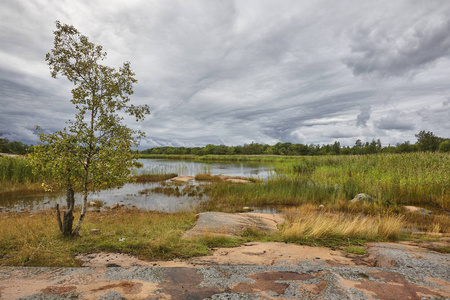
[{"x1": 0, "y1": 156, "x2": 37, "y2": 185}]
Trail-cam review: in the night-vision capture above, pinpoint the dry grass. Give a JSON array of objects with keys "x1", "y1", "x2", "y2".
[
  {"x1": 282, "y1": 205, "x2": 404, "y2": 241},
  {"x1": 0, "y1": 210, "x2": 72, "y2": 266},
  {"x1": 134, "y1": 173, "x2": 178, "y2": 182},
  {"x1": 0, "y1": 209, "x2": 209, "y2": 267},
  {"x1": 195, "y1": 173, "x2": 223, "y2": 182}
]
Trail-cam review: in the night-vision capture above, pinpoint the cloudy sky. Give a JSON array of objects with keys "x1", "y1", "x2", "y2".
[{"x1": 1, "y1": 0, "x2": 449, "y2": 149}]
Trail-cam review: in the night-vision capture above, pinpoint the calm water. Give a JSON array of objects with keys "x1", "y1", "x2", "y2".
[
  {"x1": 135, "y1": 159, "x2": 274, "y2": 178},
  {"x1": 1, "y1": 159, "x2": 275, "y2": 212}
]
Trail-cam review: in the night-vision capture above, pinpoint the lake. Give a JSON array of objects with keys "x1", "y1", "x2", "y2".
[{"x1": 1, "y1": 159, "x2": 275, "y2": 212}]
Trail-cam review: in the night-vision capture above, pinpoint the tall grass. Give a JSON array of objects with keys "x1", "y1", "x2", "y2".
[
  {"x1": 0, "y1": 156, "x2": 37, "y2": 184},
  {"x1": 282, "y1": 205, "x2": 404, "y2": 242},
  {"x1": 285, "y1": 153, "x2": 449, "y2": 209}
]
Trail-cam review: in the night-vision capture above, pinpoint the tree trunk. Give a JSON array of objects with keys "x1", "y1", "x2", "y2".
[
  {"x1": 56, "y1": 187, "x2": 75, "y2": 236},
  {"x1": 73, "y1": 168, "x2": 89, "y2": 236}
]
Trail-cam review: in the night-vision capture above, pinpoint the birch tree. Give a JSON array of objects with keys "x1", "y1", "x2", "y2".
[{"x1": 30, "y1": 21, "x2": 150, "y2": 236}]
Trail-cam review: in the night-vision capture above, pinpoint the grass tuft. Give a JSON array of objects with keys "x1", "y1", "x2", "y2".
[
  {"x1": 134, "y1": 173, "x2": 178, "y2": 182},
  {"x1": 281, "y1": 205, "x2": 405, "y2": 242}
]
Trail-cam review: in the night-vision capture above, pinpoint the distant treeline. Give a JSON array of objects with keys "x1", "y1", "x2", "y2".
[
  {"x1": 142, "y1": 131, "x2": 450, "y2": 156},
  {"x1": 0, "y1": 135, "x2": 29, "y2": 155}
]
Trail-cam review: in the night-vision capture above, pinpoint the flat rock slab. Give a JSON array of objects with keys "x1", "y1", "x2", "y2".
[
  {"x1": 76, "y1": 242, "x2": 362, "y2": 268},
  {"x1": 183, "y1": 212, "x2": 285, "y2": 238},
  {"x1": 1, "y1": 242, "x2": 449, "y2": 300},
  {"x1": 170, "y1": 175, "x2": 194, "y2": 182},
  {"x1": 403, "y1": 205, "x2": 433, "y2": 215}
]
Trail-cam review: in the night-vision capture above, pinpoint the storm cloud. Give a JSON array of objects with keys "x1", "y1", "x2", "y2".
[{"x1": 1, "y1": 0, "x2": 449, "y2": 148}]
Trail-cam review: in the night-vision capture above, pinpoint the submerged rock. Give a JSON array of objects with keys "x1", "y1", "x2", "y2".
[{"x1": 170, "y1": 176, "x2": 194, "y2": 182}]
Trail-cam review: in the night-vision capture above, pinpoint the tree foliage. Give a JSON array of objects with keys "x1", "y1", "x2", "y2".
[
  {"x1": 415, "y1": 130, "x2": 443, "y2": 152},
  {"x1": 29, "y1": 21, "x2": 150, "y2": 236},
  {"x1": 0, "y1": 134, "x2": 29, "y2": 154}
]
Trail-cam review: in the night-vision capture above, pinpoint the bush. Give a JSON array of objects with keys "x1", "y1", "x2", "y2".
[{"x1": 439, "y1": 140, "x2": 450, "y2": 152}]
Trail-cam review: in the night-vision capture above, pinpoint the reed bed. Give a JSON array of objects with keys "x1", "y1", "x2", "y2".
[
  {"x1": 285, "y1": 153, "x2": 449, "y2": 209},
  {"x1": 0, "y1": 156, "x2": 37, "y2": 185}
]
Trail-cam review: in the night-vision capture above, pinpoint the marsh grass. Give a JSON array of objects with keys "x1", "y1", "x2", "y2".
[
  {"x1": 195, "y1": 173, "x2": 223, "y2": 182},
  {"x1": 199, "y1": 153, "x2": 449, "y2": 212},
  {"x1": 0, "y1": 156, "x2": 51, "y2": 194},
  {"x1": 0, "y1": 156, "x2": 36, "y2": 184},
  {"x1": 285, "y1": 153, "x2": 449, "y2": 209}
]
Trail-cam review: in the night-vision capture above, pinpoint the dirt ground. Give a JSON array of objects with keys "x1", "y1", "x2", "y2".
[{"x1": 0, "y1": 241, "x2": 449, "y2": 299}]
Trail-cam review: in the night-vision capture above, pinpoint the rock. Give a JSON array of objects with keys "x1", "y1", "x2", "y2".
[
  {"x1": 403, "y1": 206, "x2": 432, "y2": 216},
  {"x1": 225, "y1": 178, "x2": 249, "y2": 183},
  {"x1": 111, "y1": 203, "x2": 124, "y2": 209},
  {"x1": 170, "y1": 176, "x2": 194, "y2": 182},
  {"x1": 90, "y1": 228, "x2": 100, "y2": 235},
  {"x1": 218, "y1": 175, "x2": 252, "y2": 183},
  {"x1": 183, "y1": 212, "x2": 285, "y2": 238},
  {"x1": 350, "y1": 193, "x2": 376, "y2": 203}
]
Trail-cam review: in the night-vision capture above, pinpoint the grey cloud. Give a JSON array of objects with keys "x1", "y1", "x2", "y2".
[
  {"x1": 1, "y1": 1, "x2": 449, "y2": 148},
  {"x1": 344, "y1": 9, "x2": 450, "y2": 77},
  {"x1": 375, "y1": 110, "x2": 414, "y2": 131},
  {"x1": 356, "y1": 105, "x2": 371, "y2": 127},
  {"x1": 325, "y1": 130, "x2": 355, "y2": 139}
]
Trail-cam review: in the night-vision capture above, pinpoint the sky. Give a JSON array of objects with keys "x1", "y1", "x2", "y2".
[{"x1": 1, "y1": 0, "x2": 449, "y2": 149}]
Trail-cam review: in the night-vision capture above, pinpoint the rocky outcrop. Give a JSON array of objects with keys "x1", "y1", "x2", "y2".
[
  {"x1": 183, "y1": 212, "x2": 285, "y2": 238},
  {"x1": 3, "y1": 241, "x2": 449, "y2": 299}
]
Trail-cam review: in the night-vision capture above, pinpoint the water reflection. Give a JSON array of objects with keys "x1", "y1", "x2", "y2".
[{"x1": 135, "y1": 159, "x2": 275, "y2": 179}]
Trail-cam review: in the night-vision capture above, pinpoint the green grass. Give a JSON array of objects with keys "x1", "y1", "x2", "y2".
[
  {"x1": 0, "y1": 209, "x2": 246, "y2": 267},
  {"x1": 344, "y1": 246, "x2": 367, "y2": 255}
]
